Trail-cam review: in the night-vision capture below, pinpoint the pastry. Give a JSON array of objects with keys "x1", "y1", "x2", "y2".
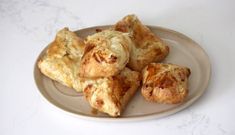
[
  {"x1": 38, "y1": 15, "x2": 191, "y2": 117},
  {"x1": 38, "y1": 27, "x2": 85, "y2": 92},
  {"x1": 79, "y1": 30, "x2": 132, "y2": 78},
  {"x1": 114, "y1": 14, "x2": 169, "y2": 71},
  {"x1": 83, "y1": 67, "x2": 141, "y2": 117},
  {"x1": 141, "y1": 63, "x2": 190, "y2": 104},
  {"x1": 38, "y1": 28, "x2": 141, "y2": 116}
]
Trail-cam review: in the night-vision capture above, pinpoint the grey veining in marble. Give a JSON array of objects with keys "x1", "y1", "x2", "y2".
[{"x1": 0, "y1": 0, "x2": 84, "y2": 42}]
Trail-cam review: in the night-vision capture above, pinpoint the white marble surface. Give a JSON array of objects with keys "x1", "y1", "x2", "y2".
[{"x1": 0, "y1": 0, "x2": 235, "y2": 134}]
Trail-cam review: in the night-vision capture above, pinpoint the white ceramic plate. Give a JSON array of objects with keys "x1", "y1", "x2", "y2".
[{"x1": 34, "y1": 25, "x2": 211, "y2": 121}]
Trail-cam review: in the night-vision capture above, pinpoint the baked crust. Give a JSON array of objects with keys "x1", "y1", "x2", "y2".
[
  {"x1": 79, "y1": 30, "x2": 132, "y2": 78},
  {"x1": 114, "y1": 15, "x2": 169, "y2": 71},
  {"x1": 141, "y1": 63, "x2": 190, "y2": 104},
  {"x1": 83, "y1": 68, "x2": 141, "y2": 117},
  {"x1": 38, "y1": 28, "x2": 140, "y2": 116},
  {"x1": 38, "y1": 28, "x2": 85, "y2": 92}
]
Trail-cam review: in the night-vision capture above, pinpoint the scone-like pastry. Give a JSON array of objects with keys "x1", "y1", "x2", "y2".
[
  {"x1": 83, "y1": 68, "x2": 141, "y2": 117},
  {"x1": 38, "y1": 28, "x2": 85, "y2": 92},
  {"x1": 79, "y1": 30, "x2": 132, "y2": 78},
  {"x1": 114, "y1": 15, "x2": 169, "y2": 71},
  {"x1": 141, "y1": 63, "x2": 190, "y2": 104}
]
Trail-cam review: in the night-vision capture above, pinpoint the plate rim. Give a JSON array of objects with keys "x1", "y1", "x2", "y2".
[{"x1": 34, "y1": 25, "x2": 211, "y2": 121}]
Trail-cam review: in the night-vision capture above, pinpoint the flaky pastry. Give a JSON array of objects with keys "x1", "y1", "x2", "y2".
[
  {"x1": 114, "y1": 15, "x2": 169, "y2": 71},
  {"x1": 141, "y1": 63, "x2": 190, "y2": 104},
  {"x1": 79, "y1": 30, "x2": 132, "y2": 78}
]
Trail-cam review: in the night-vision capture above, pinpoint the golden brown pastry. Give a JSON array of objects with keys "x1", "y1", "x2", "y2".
[
  {"x1": 114, "y1": 14, "x2": 169, "y2": 71},
  {"x1": 79, "y1": 30, "x2": 132, "y2": 78},
  {"x1": 38, "y1": 28, "x2": 141, "y2": 116},
  {"x1": 141, "y1": 63, "x2": 190, "y2": 104},
  {"x1": 83, "y1": 67, "x2": 141, "y2": 117},
  {"x1": 38, "y1": 27, "x2": 85, "y2": 92}
]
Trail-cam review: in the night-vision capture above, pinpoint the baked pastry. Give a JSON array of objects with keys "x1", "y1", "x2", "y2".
[
  {"x1": 79, "y1": 30, "x2": 132, "y2": 78},
  {"x1": 38, "y1": 27, "x2": 85, "y2": 92},
  {"x1": 83, "y1": 67, "x2": 141, "y2": 117},
  {"x1": 114, "y1": 14, "x2": 169, "y2": 71},
  {"x1": 141, "y1": 63, "x2": 190, "y2": 104},
  {"x1": 38, "y1": 28, "x2": 140, "y2": 116}
]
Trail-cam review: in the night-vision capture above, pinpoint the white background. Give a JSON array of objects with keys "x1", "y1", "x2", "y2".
[{"x1": 1, "y1": 0, "x2": 235, "y2": 134}]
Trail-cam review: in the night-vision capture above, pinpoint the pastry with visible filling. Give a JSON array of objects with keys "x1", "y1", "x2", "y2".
[{"x1": 141, "y1": 63, "x2": 190, "y2": 104}]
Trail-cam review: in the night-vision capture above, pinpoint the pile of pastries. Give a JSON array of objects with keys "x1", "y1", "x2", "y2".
[{"x1": 38, "y1": 15, "x2": 191, "y2": 117}]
